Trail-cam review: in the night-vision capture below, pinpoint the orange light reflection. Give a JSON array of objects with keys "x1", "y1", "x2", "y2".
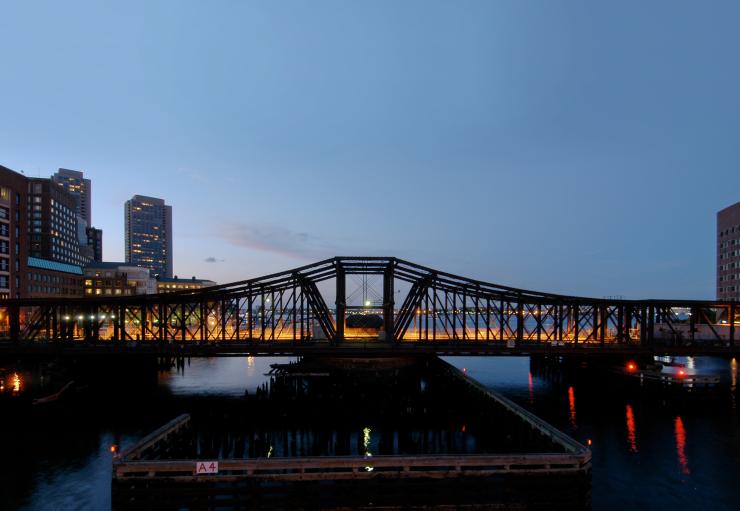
[
  {"x1": 567, "y1": 386, "x2": 577, "y2": 430},
  {"x1": 674, "y1": 416, "x2": 690, "y2": 475},
  {"x1": 625, "y1": 404, "x2": 638, "y2": 453}
]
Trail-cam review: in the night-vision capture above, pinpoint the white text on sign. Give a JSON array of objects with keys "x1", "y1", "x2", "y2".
[{"x1": 195, "y1": 461, "x2": 219, "y2": 475}]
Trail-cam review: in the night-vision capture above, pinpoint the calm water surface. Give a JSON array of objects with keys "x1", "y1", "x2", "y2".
[{"x1": 1, "y1": 355, "x2": 738, "y2": 510}]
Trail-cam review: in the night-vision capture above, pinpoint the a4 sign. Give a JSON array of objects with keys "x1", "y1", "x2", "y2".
[{"x1": 195, "y1": 461, "x2": 219, "y2": 475}]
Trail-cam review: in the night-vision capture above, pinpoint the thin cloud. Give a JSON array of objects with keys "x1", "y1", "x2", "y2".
[{"x1": 218, "y1": 222, "x2": 333, "y2": 260}]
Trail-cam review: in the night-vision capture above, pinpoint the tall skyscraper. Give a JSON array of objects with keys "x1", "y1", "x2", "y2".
[
  {"x1": 51, "y1": 168, "x2": 91, "y2": 226},
  {"x1": 51, "y1": 168, "x2": 102, "y2": 261},
  {"x1": 125, "y1": 195, "x2": 173, "y2": 278},
  {"x1": 718, "y1": 201, "x2": 740, "y2": 301}
]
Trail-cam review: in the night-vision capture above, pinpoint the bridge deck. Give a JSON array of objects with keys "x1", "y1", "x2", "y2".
[{"x1": 2, "y1": 340, "x2": 738, "y2": 358}]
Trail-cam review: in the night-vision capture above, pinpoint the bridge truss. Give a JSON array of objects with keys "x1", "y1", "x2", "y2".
[{"x1": 1, "y1": 257, "x2": 738, "y2": 351}]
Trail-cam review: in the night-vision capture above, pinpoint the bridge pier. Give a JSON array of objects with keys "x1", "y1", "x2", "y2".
[
  {"x1": 335, "y1": 264, "x2": 345, "y2": 341},
  {"x1": 383, "y1": 264, "x2": 394, "y2": 342}
]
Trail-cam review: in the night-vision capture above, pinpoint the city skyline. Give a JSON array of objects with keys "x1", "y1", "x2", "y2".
[{"x1": 2, "y1": 1, "x2": 740, "y2": 299}]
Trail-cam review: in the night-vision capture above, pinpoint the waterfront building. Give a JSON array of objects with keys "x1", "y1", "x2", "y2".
[
  {"x1": 27, "y1": 257, "x2": 84, "y2": 298},
  {"x1": 718, "y1": 201, "x2": 740, "y2": 301},
  {"x1": 157, "y1": 276, "x2": 216, "y2": 293},
  {"x1": 0, "y1": 165, "x2": 28, "y2": 299},
  {"x1": 124, "y1": 195, "x2": 173, "y2": 279},
  {"x1": 28, "y1": 178, "x2": 90, "y2": 267},
  {"x1": 83, "y1": 261, "x2": 156, "y2": 296}
]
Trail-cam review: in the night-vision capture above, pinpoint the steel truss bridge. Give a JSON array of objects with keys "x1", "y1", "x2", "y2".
[{"x1": 1, "y1": 257, "x2": 738, "y2": 357}]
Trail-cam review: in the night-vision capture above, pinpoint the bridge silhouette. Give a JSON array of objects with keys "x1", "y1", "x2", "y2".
[{"x1": 1, "y1": 257, "x2": 738, "y2": 357}]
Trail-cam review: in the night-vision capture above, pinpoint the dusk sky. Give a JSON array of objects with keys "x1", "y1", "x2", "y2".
[{"x1": 2, "y1": 1, "x2": 739, "y2": 299}]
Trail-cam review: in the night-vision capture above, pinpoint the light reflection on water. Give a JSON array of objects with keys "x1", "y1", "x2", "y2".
[
  {"x1": 674, "y1": 416, "x2": 690, "y2": 476},
  {"x1": 567, "y1": 386, "x2": 577, "y2": 430},
  {"x1": 443, "y1": 355, "x2": 740, "y2": 511},
  {"x1": 159, "y1": 356, "x2": 295, "y2": 396},
  {"x1": 625, "y1": 403, "x2": 638, "y2": 453}
]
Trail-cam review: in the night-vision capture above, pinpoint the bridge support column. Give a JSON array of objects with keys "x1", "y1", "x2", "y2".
[
  {"x1": 383, "y1": 264, "x2": 395, "y2": 341},
  {"x1": 573, "y1": 305, "x2": 579, "y2": 344},
  {"x1": 730, "y1": 303, "x2": 736, "y2": 347},
  {"x1": 516, "y1": 298, "x2": 524, "y2": 343},
  {"x1": 647, "y1": 305, "x2": 655, "y2": 346},
  {"x1": 335, "y1": 264, "x2": 345, "y2": 342},
  {"x1": 52, "y1": 308, "x2": 58, "y2": 341},
  {"x1": 141, "y1": 304, "x2": 147, "y2": 342}
]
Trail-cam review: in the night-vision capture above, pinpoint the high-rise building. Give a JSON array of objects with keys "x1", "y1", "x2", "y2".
[
  {"x1": 28, "y1": 178, "x2": 90, "y2": 267},
  {"x1": 717, "y1": 201, "x2": 740, "y2": 301},
  {"x1": 0, "y1": 165, "x2": 28, "y2": 299},
  {"x1": 51, "y1": 168, "x2": 91, "y2": 226},
  {"x1": 51, "y1": 168, "x2": 102, "y2": 261},
  {"x1": 125, "y1": 195, "x2": 173, "y2": 278}
]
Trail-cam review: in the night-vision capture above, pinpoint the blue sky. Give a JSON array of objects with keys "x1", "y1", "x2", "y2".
[{"x1": 1, "y1": 1, "x2": 739, "y2": 299}]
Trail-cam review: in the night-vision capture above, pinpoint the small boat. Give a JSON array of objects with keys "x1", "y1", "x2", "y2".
[{"x1": 33, "y1": 381, "x2": 74, "y2": 405}]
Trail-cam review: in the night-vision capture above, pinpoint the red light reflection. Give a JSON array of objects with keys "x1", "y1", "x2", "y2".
[
  {"x1": 625, "y1": 404, "x2": 638, "y2": 453},
  {"x1": 568, "y1": 386, "x2": 577, "y2": 430},
  {"x1": 528, "y1": 372, "x2": 534, "y2": 405},
  {"x1": 674, "y1": 416, "x2": 690, "y2": 475}
]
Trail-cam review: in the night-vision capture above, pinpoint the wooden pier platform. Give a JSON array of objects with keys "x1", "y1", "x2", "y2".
[{"x1": 112, "y1": 358, "x2": 592, "y2": 510}]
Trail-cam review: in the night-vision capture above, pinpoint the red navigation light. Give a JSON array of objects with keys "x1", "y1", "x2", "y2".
[
  {"x1": 587, "y1": 439, "x2": 593, "y2": 446},
  {"x1": 626, "y1": 362, "x2": 637, "y2": 372},
  {"x1": 461, "y1": 424, "x2": 466, "y2": 433},
  {"x1": 110, "y1": 444, "x2": 118, "y2": 454},
  {"x1": 678, "y1": 369, "x2": 686, "y2": 377}
]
